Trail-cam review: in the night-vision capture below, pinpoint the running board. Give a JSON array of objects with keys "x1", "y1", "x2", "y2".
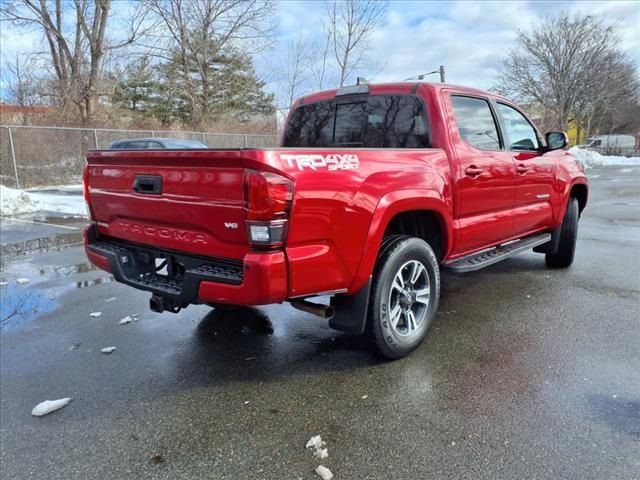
[{"x1": 444, "y1": 233, "x2": 551, "y2": 273}]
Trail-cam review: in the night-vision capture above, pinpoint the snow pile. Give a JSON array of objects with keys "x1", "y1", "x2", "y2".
[
  {"x1": 306, "y1": 435, "x2": 325, "y2": 450},
  {"x1": 315, "y1": 466, "x2": 334, "y2": 480},
  {"x1": 101, "y1": 346, "x2": 117, "y2": 354},
  {"x1": 0, "y1": 185, "x2": 41, "y2": 216},
  {"x1": 306, "y1": 435, "x2": 332, "y2": 477},
  {"x1": 0, "y1": 185, "x2": 87, "y2": 217},
  {"x1": 569, "y1": 147, "x2": 640, "y2": 167},
  {"x1": 31, "y1": 398, "x2": 72, "y2": 416},
  {"x1": 119, "y1": 315, "x2": 138, "y2": 325}
]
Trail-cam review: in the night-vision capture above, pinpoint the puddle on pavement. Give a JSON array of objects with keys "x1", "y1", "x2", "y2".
[
  {"x1": 0, "y1": 283, "x2": 56, "y2": 329},
  {"x1": 37, "y1": 262, "x2": 98, "y2": 277},
  {"x1": 587, "y1": 394, "x2": 640, "y2": 439},
  {"x1": 76, "y1": 277, "x2": 115, "y2": 288},
  {"x1": 196, "y1": 307, "x2": 274, "y2": 338},
  {"x1": 0, "y1": 260, "x2": 114, "y2": 329}
]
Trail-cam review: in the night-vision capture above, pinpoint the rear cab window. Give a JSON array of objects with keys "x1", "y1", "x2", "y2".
[
  {"x1": 450, "y1": 95, "x2": 502, "y2": 151},
  {"x1": 283, "y1": 95, "x2": 429, "y2": 148}
]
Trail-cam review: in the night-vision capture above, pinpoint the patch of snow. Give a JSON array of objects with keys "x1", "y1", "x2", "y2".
[
  {"x1": 16, "y1": 278, "x2": 30, "y2": 285},
  {"x1": 89, "y1": 312, "x2": 102, "y2": 318},
  {"x1": 27, "y1": 190, "x2": 87, "y2": 216},
  {"x1": 31, "y1": 398, "x2": 72, "y2": 416},
  {"x1": 0, "y1": 185, "x2": 87, "y2": 217},
  {"x1": 314, "y1": 448, "x2": 329, "y2": 460},
  {"x1": 105, "y1": 297, "x2": 117, "y2": 302},
  {"x1": 0, "y1": 185, "x2": 41, "y2": 216},
  {"x1": 0, "y1": 281, "x2": 9, "y2": 287},
  {"x1": 315, "y1": 465, "x2": 334, "y2": 480},
  {"x1": 119, "y1": 315, "x2": 133, "y2": 325},
  {"x1": 569, "y1": 147, "x2": 640, "y2": 167},
  {"x1": 101, "y1": 346, "x2": 116, "y2": 354},
  {"x1": 361, "y1": 395, "x2": 368, "y2": 399},
  {"x1": 306, "y1": 435, "x2": 325, "y2": 449}
]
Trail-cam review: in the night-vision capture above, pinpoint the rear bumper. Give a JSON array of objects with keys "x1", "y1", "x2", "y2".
[{"x1": 84, "y1": 224, "x2": 287, "y2": 306}]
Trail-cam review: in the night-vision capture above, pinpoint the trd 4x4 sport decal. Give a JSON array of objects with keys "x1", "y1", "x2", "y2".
[{"x1": 280, "y1": 153, "x2": 360, "y2": 171}]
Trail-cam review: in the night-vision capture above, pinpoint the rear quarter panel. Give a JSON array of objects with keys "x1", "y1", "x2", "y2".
[{"x1": 254, "y1": 148, "x2": 452, "y2": 297}]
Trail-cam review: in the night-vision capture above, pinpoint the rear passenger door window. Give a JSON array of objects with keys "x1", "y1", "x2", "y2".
[
  {"x1": 496, "y1": 103, "x2": 540, "y2": 151},
  {"x1": 451, "y1": 96, "x2": 501, "y2": 150}
]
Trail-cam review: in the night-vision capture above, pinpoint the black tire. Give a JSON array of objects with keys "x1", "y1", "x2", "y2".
[
  {"x1": 546, "y1": 198, "x2": 579, "y2": 268},
  {"x1": 366, "y1": 236, "x2": 440, "y2": 359}
]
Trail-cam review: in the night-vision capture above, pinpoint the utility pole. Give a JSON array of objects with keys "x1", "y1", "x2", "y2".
[{"x1": 403, "y1": 66, "x2": 446, "y2": 83}]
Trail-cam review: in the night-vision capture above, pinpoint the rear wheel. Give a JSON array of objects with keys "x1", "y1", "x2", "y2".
[
  {"x1": 546, "y1": 198, "x2": 579, "y2": 268},
  {"x1": 366, "y1": 236, "x2": 440, "y2": 359}
]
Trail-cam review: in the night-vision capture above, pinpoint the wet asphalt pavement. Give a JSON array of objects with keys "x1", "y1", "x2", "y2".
[{"x1": 1, "y1": 166, "x2": 639, "y2": 480}]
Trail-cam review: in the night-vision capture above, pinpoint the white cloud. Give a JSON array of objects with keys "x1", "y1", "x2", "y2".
[{"x1": 2, "y1": 0, "x2": 638, "y2": 103}]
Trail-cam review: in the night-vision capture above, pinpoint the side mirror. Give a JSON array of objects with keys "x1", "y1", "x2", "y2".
[{"x1": 545, "y1": 131, "x2": 568, "y2": 151}]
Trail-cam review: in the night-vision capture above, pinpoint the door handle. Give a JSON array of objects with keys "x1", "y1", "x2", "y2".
[
  {"x1": 464, "y1": 166, "x2": 482, "y2": 177},
  {"x1": 516, "y1": 164, "x2": 530, "y2": 174}
]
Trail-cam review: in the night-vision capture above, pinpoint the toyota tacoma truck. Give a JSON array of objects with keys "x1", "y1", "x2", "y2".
[{"x1": 84, "y1": 82, "x2": 588, "y2": 358}]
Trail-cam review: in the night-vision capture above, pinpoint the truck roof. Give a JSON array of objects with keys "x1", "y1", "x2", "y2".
[{"x1": 298, "y1": 81, "x2": 509, "y2": 105}]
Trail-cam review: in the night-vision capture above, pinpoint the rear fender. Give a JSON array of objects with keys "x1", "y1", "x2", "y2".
[{"x1": 348, "y1": 190, "x2": 452, "y2": 294}]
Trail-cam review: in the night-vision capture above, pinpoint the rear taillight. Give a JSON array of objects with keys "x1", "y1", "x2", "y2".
[
  {"x1": 82, "y1": 165, "x2": 90, "y2": 202},
  {"x1": 82, "y1": 165, "x2": 93, "y2": 219},
  {"x1": 244, "y1": 169, "x2": 293, "y2": 248}
]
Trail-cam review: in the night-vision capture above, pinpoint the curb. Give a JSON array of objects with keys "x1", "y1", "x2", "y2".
[{"x1": 1, "y1": 231, "x2": 84, "y2": 256}]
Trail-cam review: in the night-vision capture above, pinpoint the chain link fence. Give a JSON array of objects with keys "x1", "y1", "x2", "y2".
[{"x1": 0, "y1": 125, "x2": 278, "y2": 189}]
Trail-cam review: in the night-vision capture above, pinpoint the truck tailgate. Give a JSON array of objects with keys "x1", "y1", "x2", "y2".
[{"x1": 86, "y1": 150, "x2": 251, "y2": 259}]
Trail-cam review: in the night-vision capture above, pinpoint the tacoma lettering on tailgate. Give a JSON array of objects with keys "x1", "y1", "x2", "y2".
[{"x1": 119, "y1": 222, "x2": 208, "y2": 245}]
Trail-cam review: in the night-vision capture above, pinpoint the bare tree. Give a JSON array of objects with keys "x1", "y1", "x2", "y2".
[
  {"x1": 494, "y1": 13, "x2": 638, "y2": 133},
  {"x1": 311, "y1": 22, "x2": 333, "y2": 91},
  {"x1": 2, "y1": 55, "x2": 41, "y2": 116},
  {"x1": 325, "y1": 0, "x2": 388, "y2": 87},
  {"x1": 278, "y1": 34, "x2": 313, "y2": 108},
  {"x1": 1, "y1": 0, "x2": 152, "y2": 124}
]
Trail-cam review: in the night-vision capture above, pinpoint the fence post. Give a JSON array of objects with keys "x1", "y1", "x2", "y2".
[
  {"x1": 151, "y1": 131, "x2": 155, "y2": 138},
  {"x1": 93, "y1": 129, "x2": 99, "y2": 149},
  {"x1": 201, "y1": 132, "x2": 206, "y2": 144},
  {"x1": 243, "y1": 134, "x2": 248, "y2": 148},
  {"x1": 7, "y1": 127, "x2": 20, "y2": 189}
]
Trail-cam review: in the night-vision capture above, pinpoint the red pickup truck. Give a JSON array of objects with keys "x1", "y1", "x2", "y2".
[{"x1": 84, "y1": 82, "x2": 588, "y2": 358}]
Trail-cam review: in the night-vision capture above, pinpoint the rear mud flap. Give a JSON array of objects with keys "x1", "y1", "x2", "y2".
[
  {"x1": 329, "y1": 277, "x2": 371, "y2": 335},
  {"x1": 533, "y1": 224, "x2": 562, "y2": 254}
]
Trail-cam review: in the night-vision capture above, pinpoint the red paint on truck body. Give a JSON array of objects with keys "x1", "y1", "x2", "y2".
[{"x1": 84, "y1": 82, "x2": 588, "y2": 306}]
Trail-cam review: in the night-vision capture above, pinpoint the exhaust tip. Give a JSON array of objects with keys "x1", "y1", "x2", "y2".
[{"x1": 290, "y1": 299, "x2": 335, "y2": 319}]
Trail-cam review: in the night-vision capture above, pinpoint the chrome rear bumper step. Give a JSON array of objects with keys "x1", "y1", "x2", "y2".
[{"x1": 444, "y1": 233, "x2": 551, "y2": 273}]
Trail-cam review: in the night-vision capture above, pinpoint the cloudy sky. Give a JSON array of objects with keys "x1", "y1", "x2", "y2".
[
  {"x1": 1, "y1": 0, "x2": 638, "y2": 102},
  {"x1": 273, "y1": 0, "x2": 639, "y2": 91}
]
